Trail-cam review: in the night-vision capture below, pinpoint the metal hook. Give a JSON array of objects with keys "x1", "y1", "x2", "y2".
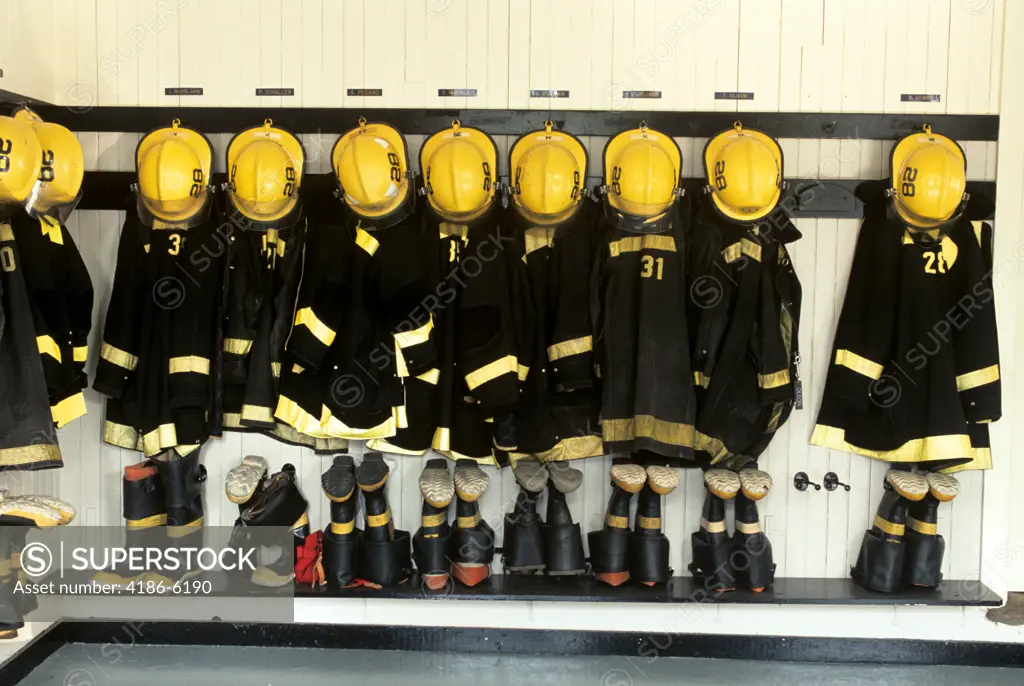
[
  {"x1": 824, "y1": 472, "x2": 851, "y2": 492},
  {"x1": 793, "y1": 472, "x2": 820, "y2": 492}
]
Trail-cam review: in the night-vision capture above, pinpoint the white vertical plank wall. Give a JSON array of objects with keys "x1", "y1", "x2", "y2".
[{"x1": 3, "y1": 0, "x2": 1022, "y2": 642}]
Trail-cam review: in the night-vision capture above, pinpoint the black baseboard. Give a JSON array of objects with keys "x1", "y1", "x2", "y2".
[{"x1": 2, "y1": 619, "x2": 1021, "y2": 683}]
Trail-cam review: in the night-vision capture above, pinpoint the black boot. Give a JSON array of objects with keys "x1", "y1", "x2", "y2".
[
  {"x1": 904, "y1": 472, "x2": 960, "y2": 588},
  {"x1": 589, "y1": 459, "x2": 646, "y2": 586},
  {"x1": 690, "y1": 469, "x2": 739, "y2": 592},
  {"x1": 852, "y1": 469, "x2": 928, "y2": 593},
  {"x1": 502, "y1": 458, "x2": 547, "y2": 574},
  {"x1": 629, "y1": 466, "x2": 678, "y2": 586},
  {"x1": 241, "y1": 464, "x2": 310, "y2": 587},
  {"x1": 450, "y1": 460, "x2": 494, "y2": 587},
  {"x1": 95, "y1": 460, "x2": 166, "y2": 586},
  {"x1": 153, "y1": 452, "x2": 208, "y2": 585},
  {"x1": 321, "y1": 455, "x2": 361, "y2": 588},
  {"x1": 543, "y1": 462, "x2": 586, "y2": 575},
  {"x1": 414, "y1": 459, "x2": 454, "y2": 590},
  {"x1": 357, "y1": 453, "x2": 411, "y2": 587},
  {"x1": 733, "y1": 468, "x2": 775, "y2": 592}
]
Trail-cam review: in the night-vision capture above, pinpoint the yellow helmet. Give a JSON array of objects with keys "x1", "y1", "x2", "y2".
[
  {"x1": 420, "y1": 120, "x2": 497, "y2": 223},
  {"x1": 0, "y1": 114, "x2": 43, "y2": 206},
  {"x1": 603, "y1": 122, "x2": 681, "y2": 232},
  {"x1": 135, "y1": 119, "x2": 213, "y2": 228},
  {"x1": 14, "y1": 107, "x2": 84, "y2": 222},
  {"x1": 227, "y1": 119, "x2": 305, "y2": 226},
  {"x1": 509, "y1": 120, "x2": 588, "y2": 226},
  {"x1": 332, "y1": 118, "x2": 412, "y2": 228},
  {"x1": 703, "y1": 122, "x2": 783, "y2": 223},
  {"x1": 889, "y1": 125, "x2": 966, "y2": 230}
]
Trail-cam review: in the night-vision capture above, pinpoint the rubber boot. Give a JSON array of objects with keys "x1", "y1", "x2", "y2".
[
  {"x1": 503, "y1": 458, "x2": 548, "y2": 574},
  {"x1": 93, "y1": 461, "x2": 165, "y2": 586},
  {"x1": 414, "y1": 459, "x2": 454, "y2": 591},
  {"x1": 240, "y1": 464, "x2": 309, "y2": 587},
  {"x1": 321, "y1": 455, "x2": 361, "y2": 589},
  {"x1": 152, "y1": 452, "x2": 208, "y2": 585},
  {"x1": 690, "y1": 469, "x2": 740, "y2": 592},
  {"x1": 852, "y1": 469, "x2": 928, "y2": 593},
  {"x1": 905, "y1": 472, "x2": 960, "y2": 588},
  {"x1": 450, "y1": 459, "x2": 494, "y2": 587},
  {"x1": 543, "y1": 462, "x2": 586, "y2": 575},
  {"x1": 733, "y1": 468, "x2": 775, "y2": 592},
  {"x1": 630, "y1": 466, "x2": 679, "y2": 586},
  {"x1": 357, "y1": 452, "x2": 411, "y2": 587},
  {"x1": 588, "y1": 459, "x2": 646, "y2": 586}
]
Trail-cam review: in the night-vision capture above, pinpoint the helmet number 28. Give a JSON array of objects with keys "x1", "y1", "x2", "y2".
[
  {"x1": 40, "y1": 150, "x2": 55, "y2": 182},
  {"x1": 901, "y1": 167, "x2": 918, "y2": 197},
  {"x1": 714, "y1": 160, "x2": 728, "y2": 191}
]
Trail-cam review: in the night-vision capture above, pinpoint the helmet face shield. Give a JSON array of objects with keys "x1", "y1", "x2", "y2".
[
  {"x1": 420, "y1": 120, "x2": 498, "y2": 224},
  {"x1": 26, "y1": 183, "x2": 82, "y2": 224},
  {"x1": 332, "y1": 119, "x2": 414, "y2": 230},
  {"x1": 703, "y1": 122, "x2": 784, "y2": 223},
  {"x1": 226, "y1": 119, "x2": 305, "y2": 229},
  {"x1": 135, "y1": 120, "x2": 214, "y2": 229},
  {"x1": 602, "y1": 124, "x2": 681, "y2": 234},
  {"x1": 889, "y1": 126, "x2": 967, "y2": 231},
  {"x1": 509, "y1": 121, "x2": 588, "y2": 228}
]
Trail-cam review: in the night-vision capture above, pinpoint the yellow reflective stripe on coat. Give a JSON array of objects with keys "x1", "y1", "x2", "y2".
[
  {"x1": 101, "y1": 342, "x2": 139, "y2": 371},
  {"x1": 241, "y1": 404, "x2": 274, "y2": 424},
  {"x1": 40, "y1": 217, "x2": 63, "y2": 245},
  {"x1": 394, "y1": 316, "x2": 433, "y2": 349},
  {"x1": 168, "y1": 355, "x2": 210, "y2": 375},
  {"x1": 956, "y1": 364, "x2": 999, "y2": 391},
  {"x1": 465, "y1": 355, "x2": 518, "y2": 391},
  {"x1": 416, "y1": 368, "x2": 441, "y2": 385},
  {"x1": 36, "y1": 336, "x2": 62, "y2": 363},
  {"x1": 694, "y1": 371, "x2": 711, "y2": 388},
  {"x1": 0, "y1": 223, "x2": 13, "y2": 242},
  {"x1": 51, "y1": 392, "x2": 87, "y2": 428},
  {"x1": 603, "y1": 415, "x2": 695, "y2": 448},
  {"x1": 810, "y1": 424, "x2": 987, "y2": 469},
  {"x1": 73, "y1": 346, "x2": 88, "y2": 363},
  {"x1": 758, "y1": 369, "x2": 790, "y2": 390},
  {"x1": 547, "y1": 335, "x2": 592, "y2": 362},
  {"x1": 835, "y1": 349, "x2": 883, "y2": 380},
  {"x1": 224, "y1": 338, "x2": 254, "y2": 355},
  {"x1": 294, "y1": 307, "x2": 336, "y2": 347},
  {"x1": 609, "y1": 234, "x2": 676, "y2": 257},
  {"x1": 355, "y1": 227, "x2": 380, "y2": 256}
]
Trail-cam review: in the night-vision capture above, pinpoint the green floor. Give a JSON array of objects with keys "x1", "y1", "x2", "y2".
[{"x1": 10, "y1": 644, "x2": 1021, "y2": 686}]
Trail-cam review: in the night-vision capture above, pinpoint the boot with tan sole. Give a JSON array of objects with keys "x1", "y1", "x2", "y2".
[{"x1": 588, "y1": 459, "x2": 646, "y2": 586}]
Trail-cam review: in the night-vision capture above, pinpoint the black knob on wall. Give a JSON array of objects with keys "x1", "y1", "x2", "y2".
[
  {"x1": 793, "y1": 472, "x2": 820, "y2": 492},
  {"x1": 824, "y1": 472, "x2": 851, "y2": 492}
]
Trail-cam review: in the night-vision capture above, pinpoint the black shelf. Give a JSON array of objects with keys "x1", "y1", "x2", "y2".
[{"x1": 294, "y1": 574, "x2": 1002, "y2": 607}]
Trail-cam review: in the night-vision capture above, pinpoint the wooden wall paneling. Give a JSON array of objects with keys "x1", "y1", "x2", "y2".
[
  {"x1": 115, "y1": 0, "x2": 139, "y2": 107},
  {"x1": 922, "y1": 0, "x2": 952, "y2": 116},
  {"x1": 281, "y1": 0, "x2": 304, "y2": 106},
  {"x1": 155, "y1": 0, "x2": 182, "y2": 107},
  {"x1": 898, "y1": 0, "x2": 932, "y2": 115},
  {"x1": 50, "y1": 0, "x2": 75, "y2": 108},
  {"x1": 839, "y1": 0, "x2": 866, "y2": 114},
  {"x1": 796, "y1": 0, "x2": 824, "y2": 113},
  {"x1": 362, "y1": 0, "x2": 402, "y2": 108},
  {"x1": 819, "y1": 0, "x2": 844, "y2": 113},
  {"x1": 966, "y1": 0, "x2": 996, "y2": 114},
  {"x1": 177, "y1": 0, "x2": 205, "y2": 105},
  {"x1": 690, "y1": 0, "x2": 720, "y2": 112},
  {"x1": 777, "y1": 0, "x2": 803, "y2": 112},
  {"x1": 135, "y1": 0, "x2": 160, "y2": 107},
  {"x1": 300, "y1": 0, "x2": 323, "y2": 108},
  {"x1": 588, "y1": 0, "x2": 615, "y2": 111},
  {"x1": 859, "y1": 0, "x2": 886, "y2": 113},
  {"x1": 736, "y1": 0, "x2": 781, "y2": 114},
  {"x1": 554, "y1": 0, "x2": 592, "y2": 112},
  {"x1": 257, "y1": 0, "x2": 284, "y2": 109},
  {"x1": 526, "y1": 0, "x2": 551, "y2": 111},
  {"x1": 321, "y1": 0, "x2": 346, "y2": 108},
  {"x1": 882, "y1": 1, "x2": 908, "y2": 114},
  {"x1": 609, "y1": 0, "x2": 637, "y2": 113},
  {"x1": 506, "y1": 0, "x2": 531, "y2": 110},
  {"x1": 633, "y1": 0, "x2": 669, "y2": 113},
  {"x1": 466, "y1": 0, "x2": 492, "y2": 112},
  {"x1": 986, "y1": 0, "x2": 1005, "y2": 116},
  {"x1": 943, "y1": 1, "x2": 971, "y2": 115},
  {"x1": 70, "y1": 0, "x2": 99, "y2": 112},
  {"x1": 484, "y1": 0, "x2": 512, "y2": 110},
  {"x1": 234, "y1": 0, "x2": 262, "y2": 108},
  {"x1": 94, "y1": 0, "x2": 119, "y2": 106}
]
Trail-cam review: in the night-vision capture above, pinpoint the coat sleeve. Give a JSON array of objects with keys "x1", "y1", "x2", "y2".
[
  {"x1": 286, "y1": 222, "x2": 351, "y2": 373},
  {"x1": 755, "y1": 241, "x2": 795, "y2": 404},
  {"x1": 93, "y1": 218, "x2": 145, "y2": 399},
  {"x1": 222, "y1": 232, "x2": 260, "y2": 384},
  {"x1": 954, "y1": 221, "x2": 1000, "y2": 423},
  {"x1": 826, "y1": 220, "x2": 901, "y2": 411},
  {"x1": 59, "y1": 222, "x2": 94, "y2": 390},
  {"x1": 549, "y1": 208, "x2": 598, "y2": 392}
]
